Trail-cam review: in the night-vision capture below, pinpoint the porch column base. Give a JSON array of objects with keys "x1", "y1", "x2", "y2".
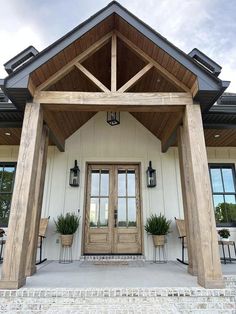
[
  {"x1": 25, "y1": 265, "x2": 37, "y2": 277},
  {"x1": 198, "y1": 277, "x2": 225, "y2": 289},
  {"x1": 0, "y1": 277, "x2": 26, "y2": 289},
  {"x1": 188, "y1": 266, "x2": 197, "y2": 276}
]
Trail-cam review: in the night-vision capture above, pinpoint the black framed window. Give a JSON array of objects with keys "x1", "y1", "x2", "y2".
[
  {"x1": 0, "y1": 162, "x2": 16, "y2": 227},
  {"x1": 209, "y1": 163, "x2": 236, "y2": 227}
]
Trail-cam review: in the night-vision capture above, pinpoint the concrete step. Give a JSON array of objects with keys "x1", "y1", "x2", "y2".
[
  {"x1": 0, "y1": 286, "x2": 235, "y2": 313},
  {"x1": 224, "y1": 275, "x2": 236, "y2": 288}
]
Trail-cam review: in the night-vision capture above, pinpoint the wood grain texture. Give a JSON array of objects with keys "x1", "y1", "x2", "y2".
[
  {"x1": 180, "y1": 104, "x2": 224, "y2": 288},
  {"x1": 25, "y1": 125, "x2": 49, "y2": 277},
  {"x1": 84, "y1": 164, "x2": 142, "y2": 254},
  {"x1": 178, "y1": 126, "x2": 198, "y2": 276},
  {"x1": 118, "y1": 63, "x2": 153, "y2": 93},
  {"x1": 29, "y1": 13, "x2": 197, "y2": 94},
  {"x1": 36, "y1": 32, "x2": 112, "y2": 92},
  {"x1": 30, "y1": 15, "x2": 115, "y2": 90},
  {"x1": 75, "y1": 63, "x2": 110, "y2": 92},
  {"x1": 43, "y1": 110, "x2": 65, "y2": 152},
  {"x1": 116, "y1": 31, "x2": 191, "y2": 93},
  {"x1": 115, "y1": 15, "x2": 196, "y2": 89},
  {"x1": 0, "y1": 103, "x2": 43, "y2": 289},
  {"x1": 0, "y1": 128, "x2": 22, "y2": 145},
  {"x1": 161, "y1": 112, "x2": 183, "y2": 152},
  {"x1": 34, "y1": 91, "x2": 192, "y2": 106},
  {"x1": 111, "y1": 33, "x2": 117, "y2": 92}
]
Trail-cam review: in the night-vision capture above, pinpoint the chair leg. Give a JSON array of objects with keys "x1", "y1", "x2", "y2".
[
  {"x1": 36, "y1": 236, "x2": 47, "y2": 265},
  {"x1": 0, "y1": 242, "x2": 3, "y2": 264},
  {"x1": 177, "y1": 237, "x2": 188, "y2": 266}
]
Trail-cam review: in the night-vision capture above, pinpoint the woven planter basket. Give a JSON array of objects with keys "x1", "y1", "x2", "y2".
[
  {"x1": 60, "y1": 234, "x2": 74, "y2": 247},
  {"x1": 152, "y1": 235, "x2": 165, "y2": 246}
]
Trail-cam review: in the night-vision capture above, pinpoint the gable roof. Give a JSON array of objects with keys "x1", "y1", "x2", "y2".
[{"x1": 0, "y1": 1, "x2": 230, "y2": 112}]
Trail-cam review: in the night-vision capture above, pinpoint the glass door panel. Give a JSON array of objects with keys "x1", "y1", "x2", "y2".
[
  {"x1": 89, "y1": 169, "x2": 109, "y2": 227},
  {"x1": 117, "y1": 169, "x2": 137, "y2": 227}
]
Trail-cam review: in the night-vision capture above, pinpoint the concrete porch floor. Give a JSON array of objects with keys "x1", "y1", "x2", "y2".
[{"x1": 1, "y1": 260, "x2": 230, "y2": 289}]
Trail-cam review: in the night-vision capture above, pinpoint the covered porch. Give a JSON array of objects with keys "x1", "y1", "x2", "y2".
[
  {"x1": 0, "y1": 2, "x2": 232, "y2": 290},
  {"x1": 14, "y1": 261, "x2": 236, "y2": 289}
]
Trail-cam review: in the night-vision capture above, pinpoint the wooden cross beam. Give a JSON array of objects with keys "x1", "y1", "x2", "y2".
[
  {"x1": 36, "y1": 32, "x2": 112, "y2": 92},
  {"x1": 34, "y1": 92, "x2": 192, "y2": 112},
  {"x1": 75, "y1": 63, "x2": 110, "y2": 92},
  {"x1": 116, "y1": 31, "x2": 191, "y2": 93}
]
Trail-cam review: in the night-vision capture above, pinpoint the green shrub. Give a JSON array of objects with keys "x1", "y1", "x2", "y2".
[
  {"x1": 218, "y1": 228, "x2": 230, "y2": 239},
  {"x1": 145, "y1": 214, "x2": 171, "y2": 235},
  {"x1": 54, "y1": 213, "x2": 80, "y2": 235}
]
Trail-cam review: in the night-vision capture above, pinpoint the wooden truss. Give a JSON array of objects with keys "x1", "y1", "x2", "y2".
[{"x1": 35, "y1": 32, "x2": 191, "y2": 94}]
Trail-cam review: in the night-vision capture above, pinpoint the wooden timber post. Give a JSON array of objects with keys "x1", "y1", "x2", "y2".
[
  {"x1": 25, "y1": 124, "x2": 49, "y2": 277},
  {"x1": 0, "y1": 102, "x2": 43, "y2": 289},
  {"x1": 178, "y1": 104, "x2": 224, "y2": 288},
  {"x1": 178, "y1": 126, "x2": 198, "y2": 276}
]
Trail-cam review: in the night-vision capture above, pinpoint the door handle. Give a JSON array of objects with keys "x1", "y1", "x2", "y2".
[{"x1": 114, "y1": 209, "x2": 118, "y2": 227}]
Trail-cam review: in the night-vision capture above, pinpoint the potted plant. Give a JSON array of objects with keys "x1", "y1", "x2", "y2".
[
  {"x1": 218, "y1": 228, "x2": 230, "y2": 241},
  {"x1": 54, "y1": 213, "x2": 80, "y2": 247},
  {"x1": 145, "y1": 213, "x2": 171, "y2": 246}
]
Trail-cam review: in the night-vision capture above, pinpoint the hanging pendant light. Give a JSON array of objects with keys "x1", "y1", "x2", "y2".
[{"x1": 107, "y1": 112, "x2": 120, "y2": 126}]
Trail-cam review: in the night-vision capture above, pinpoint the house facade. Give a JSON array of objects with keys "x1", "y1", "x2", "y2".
[{"x1": 0, "y1": 1, "x2": 235, "y2": 289}]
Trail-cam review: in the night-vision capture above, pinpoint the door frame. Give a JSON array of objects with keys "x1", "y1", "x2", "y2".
[{"x1": 81, "y1": 161, "x2": 144, "y2": 255}]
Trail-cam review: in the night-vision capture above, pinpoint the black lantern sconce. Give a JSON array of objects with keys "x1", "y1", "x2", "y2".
[
  {"x1": 146, "y1": 161, "x2": 156, "y2": 188},
  {"x1": 69, "y1": 160, "x2": 80, "y2": 187},
  {"x1": 107, "y1": 112, "x2": 120, "y2": 126}
]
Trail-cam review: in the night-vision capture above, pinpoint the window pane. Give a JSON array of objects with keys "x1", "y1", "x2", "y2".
[
  {"x1": 0, "y1": 194, "x2": 11, "y2": 227},
  {"x1": 100, "y1": 170, "x2": 109, "y2": 196},
  {"x1": 100, "y1": 198, "x2": 109, "y2": 227},
  {"x1": 210, "y1": 168, "x2": 223, "y2": 193},
  {"x1": 128, "y1": 198, "x2": 136, "y2": 227},
  {"x1": 118, "y1": 197, "x2": 126, "y2": 227},
  {"x1": 224, "y1": 195, "x2": 236, "y2": 223},
  {"x1": 222, "y1": 168, "x2": 235, "y2": 193},
  {"x1": 118, "y1": 170, "x2": 126, "y2": 196},
  {"x1": 213, "y1": 195, "x2": 225, "y2": 224},
  {"x1": 127, "y1": 170, "x2": 135, "y2": 196},
  {"x1": 225, "y1": 194, "x2": 236, "y2": 204},
  {"x1": 89, "y1": 198, "x2": 99, "y2": 227},
  {"x1": 1, "y1": 167, "x2": 15, "y2": 192},
  {"x1": 213, "y1": 194, "x2": 224, "y2": 208},
  {"x1": 91, "y1": 170, "x2": 99, "y2": 196}
]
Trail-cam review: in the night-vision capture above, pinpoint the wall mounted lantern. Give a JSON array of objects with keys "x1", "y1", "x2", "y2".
[
  {"x1": 146, "y1": 161, "x2": 156, "y2": 188},
  {"x1": 69, "y1": 160, "x2": 80, "y2": 187},
  {"x1": 107, "y1": 112, "x2": 120, "y2": 126}
]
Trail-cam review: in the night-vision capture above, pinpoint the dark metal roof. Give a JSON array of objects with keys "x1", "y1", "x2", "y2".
[
  {"x1": 4, "y1": 46, "x2": 39, "y2": 75},
  {"x1": 0, "y1": 1, "x2": 230, "y2": 112},
  {"x1": 202, "y1": 93, "x2": 236, "y2": 128},
  {"x1": 188, "y1": 48, "x2": 222, "y2": 77}
]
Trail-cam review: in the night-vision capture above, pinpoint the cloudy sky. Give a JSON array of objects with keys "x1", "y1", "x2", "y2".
[{"x1": 0, "y1": 0, "x2": 235, "y2": 91}]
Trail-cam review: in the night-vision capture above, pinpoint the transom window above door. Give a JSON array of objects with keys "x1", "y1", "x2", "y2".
[{"x1": 209, "y1": 164, "x2": 236, "y2": 227}]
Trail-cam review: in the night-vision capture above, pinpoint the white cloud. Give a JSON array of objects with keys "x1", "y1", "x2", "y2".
[{"x1": 0, "y1": 26, "x2": 45, "y2": 77}]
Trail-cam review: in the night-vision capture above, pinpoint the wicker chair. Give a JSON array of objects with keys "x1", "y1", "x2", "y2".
[
  {"x1": 36, "y1": 217, "x2": 50, "y2": 265},
  {"x1": 175, "y1": 217, "x2": 188, "y2": 265}
]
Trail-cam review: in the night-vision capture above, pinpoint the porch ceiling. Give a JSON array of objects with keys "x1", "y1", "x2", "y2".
[
  {"x1": 46, "y1": 39, "x2": 183, "y2": 94},
  {"x1": 29, "y1": 14, "x2": 195, "y2": 95},
  {"x1": 1, "y1": 113, "x2": 236, "y2": 148}
]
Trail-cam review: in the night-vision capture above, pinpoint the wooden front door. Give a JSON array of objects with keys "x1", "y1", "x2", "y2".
[{"x1": 84, "y1": 164, "x2": 142, "y2": 254}]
